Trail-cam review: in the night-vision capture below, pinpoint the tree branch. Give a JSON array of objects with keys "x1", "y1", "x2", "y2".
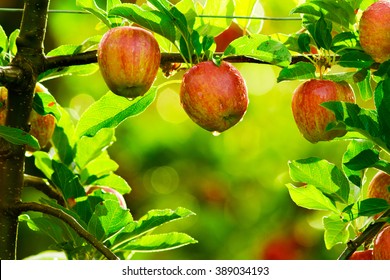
[
  {"x1": 14, "y1": 202, "x2": 119, "y2": 260},
  {"x1": 43, "y1": 50, "x2": 322, "y2": 73},
  {"x1": 0, "y1": 66, "x2": 24, "y2": 86},
  {"x1": 23, "y1": 175, "x2": 66, "y2": 207},
  {"x1": 338, "y1": 209, "x2": 390, "y2": 260},
  {"x1": 0, "y1": 0, "x2": 50, "y2": 260}
]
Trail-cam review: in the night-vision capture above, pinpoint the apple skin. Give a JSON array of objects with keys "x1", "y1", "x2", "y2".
[
  {"x1": 359, "y1": 0, "x2": 390, "y2": 63},
  {"x1": 180, "y1": 61, "x2": 248, "y2": 133},
  {"x1": 97, "y1": 26, "x2": 161, "y2": 99},
  {"x1": 348, "y1": 250, "x2": 373, "y2": 260},
  {"x1": 373, "y1": 226, "x2": 390, "y2": 260},
  {"x1": 214, "y1": 22, "x2": 243, "y2": 52},
  {"x1": 367, "y1": 171, "x2": 390, "y2": 203},
  {"x1": 0, "y1": 85, "x2": 56, "y2": 150},
  {"x1": 291, "y1": 79, "x2": 355, "y2": 143},
  {"x1": 85, "y1": 185, "x2": 127, "y2": 210}
]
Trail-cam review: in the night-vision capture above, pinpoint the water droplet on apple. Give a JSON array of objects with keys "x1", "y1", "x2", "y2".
[{"x1": 212, "y1": 131, "x2": 221, "y2": 137}]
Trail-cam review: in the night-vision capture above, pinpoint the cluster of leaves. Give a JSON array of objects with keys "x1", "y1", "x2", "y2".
[
  {"x1": 77, "y1": 0, "x2": 291, "y2": 67},
  {"x1": 0, "y1": 7, "x2": 198, "y2": 260},
  {"x1": 282, "y1": 0, "x2": 390, "y2": 251}
]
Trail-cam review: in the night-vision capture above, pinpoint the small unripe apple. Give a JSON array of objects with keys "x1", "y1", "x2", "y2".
[
  {"x1": 373, "y1": 226, "x2": 390, "y2": 260},
  {"x1": 348, "y1": 249, "x2": 373, "y2": 260},
  {"x1": 97, "y1": 26, "x2": 161, "y2": 99},
  {"x1": 85, "y1": 185, "x2": 127, "y2": 210},
  {"x1": 29, "y1": 84, "x2": 56, "y2": 150},
  {"x1": 180, "y1": 61, "x2": 248, "y2": 133},
  {"x1": 359, "y1": 0, "x2": 390, "y2": 63},
  {"x1": 0, "y1": 85, "x2": 56, "y2": 150},
  {"x1": 291, "y1": 79, "x2": 355, "y2": 143}
]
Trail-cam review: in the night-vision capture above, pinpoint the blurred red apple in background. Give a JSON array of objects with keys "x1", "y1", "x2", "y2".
[
  {"x1": 359, "y1": 0, "x2": 390, "y2": 63},
  {"x1": 291, "y1": 79, "x2": 355, "y2": 143},
  {"x1": 98, "y1": 26, "x2": 161, "y2": 99},
  {"x1": 214, "y1": 22, "x2": 244, "y2": 52},
  {"x1": 180, "y1": 61, "x2": 248, "y2": 134}
]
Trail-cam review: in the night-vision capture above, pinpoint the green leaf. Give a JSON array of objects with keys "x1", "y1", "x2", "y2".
[
  {"x1": 322, "y1": 101, "x2": 381, "y2": 142},
  {"x1": 354, "y1": 68, "x2": 373, "y2": 101},
  {"x1": 51, "y1": 160, "x2": 92, "y2": 222},
  {"x1": 342, "y1": 140, "x2": 375, "y2": 187},
  {"x1": 342, "y1": 198, "x2": 390, "y2": 221},
  {"x1": 8, "y1": 29, "x2": 19, "y2": 56},
  {"x1": 314, "y1": 14, "x2": 332, "y2": 50},
  {"x1": 112, "y1": 207, "x2": 195, "y2": 248},
  {"x1": 339, "y1": 51, "x2": 374, "y2": 69},
  {"x1": 38, "y1": 64, "x2": 99, "y2": 82},
  {"x1": 343, "y1": 148, "x2": 379, "y2": 171},
  {"x1": 51, "y1": 107, "x2": 75, "y2": 166},
  {"x1": 224, "y1": 34, "x2": 292, "y2": 67},
  {"x1": 75, "y1": 88, "x2": 157, "y2": 139},
  {"x1": 323, "y1": 214, "x2": 350, "y2": 249},
  {"x1": 0, "y1": 126, "x2": 40, "y2": 150},
  {"x1": 0, "y1": 25, "x2": 7, "y2": 54},
  {"x1": 374, "y1": 79, "x2": 390, "y2": 150},
  {"x1": 109, "y1": 4, "x2": 176, "y2": 43},
  {"x1": 80, "y1": 153, "x2": 119, "y2": 184},
  {"x1": 33, "y1": 91, "x2": 62, "y2": 121},
  {"x1": 88, "y1": 200, "x2": 133, "y2": 241},
  {"x1": 277, "y1": 62, "x2": 316, "y2": 82},
  {"x1": 119, "y1": 232, "x2": 197, "y2": 252},
  {"x1": 90, "y1": 173, "x2": 131, "y2": 195},
  {"x1": 76, "y1": 0, "x2": 111, "y2": 27},
  {"x1": 297, "y1": 33, "x2": 311, "y2": 53},
  {"x1": 286, "y1": 183, "x2": 339, "y2": 213},
  {"x1": 234, "y1": 0, "x2": 264, "y2": 34},
  {"x1": 331, "y1": 31, "x2": 359, "y2": 54},
  {"x1": 106, "y1": 0, "x2": 122, "y2": 12},
  {"x1": 291, "y1": 0, "x2": 356, "y2": 29},
  {"x1": 195, "y1": 0, "x2": 235, "y2": 37},
  {"x1": 75, "y1": 128, "x2": 116, "y2": 169},
  {"x1": 33, "y1": 151, "x2": 54, "y2": 179},
  {"x1": 288, "y1": 157, "x2": 350, "y2": 203},
  {"x1": 175, "y1": 0, "x2": 197, "y2": 31}
]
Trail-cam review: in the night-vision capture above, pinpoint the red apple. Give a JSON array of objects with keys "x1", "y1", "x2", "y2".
[
  {"x1": 261, "y1": 237, "x2": 301, "y2": 260},
  {"x1": 367, "y1": 171, "x2": 390, "y2": 203},
  {"x1": 348, "y1": 249, "x2": 373, "y2": 260},
  {"x1": 367, "y1": 171, "x2": 390, "y2": 219},
  {"x1": 291, "y1": 79, "x2": 355, "y2": 143},
  {"x1": 85, "y1": 185, "x2": 127, "y2": 210},
  {"x1": 97, "y1": 26, "x2": 161, "y2": 99},
  {"x1": 214, "y1": 22, "x2": 244, "y2": 52},
  {"x1": 0, "y1": 85, "x2": 56, "y2": 150},
  {"x1": 359, "y1": 0, "x2": 390, "y2": 63},
  {"x1": 373, "y1": 226, "x2": 390, "y2": 259},
  {"x1": 180, "y1": 61, "x2": 248, "y2": 133}
]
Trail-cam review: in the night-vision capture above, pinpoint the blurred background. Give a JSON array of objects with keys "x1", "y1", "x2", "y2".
[{"x1": 1, "y1": 0, "x2": 353, "y2": 259}]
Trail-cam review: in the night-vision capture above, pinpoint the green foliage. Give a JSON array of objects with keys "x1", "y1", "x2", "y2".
[
  {"x1": 2, "y1": 0, "x2": 390, "y2": 260},
  {"x1": 0, "y1": 126, "x2": 40, "y2": 150}
]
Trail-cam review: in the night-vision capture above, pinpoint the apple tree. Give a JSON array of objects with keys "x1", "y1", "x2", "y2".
[{"x1": 0, "y1": 0, "x2": 389, "y2": 260}]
